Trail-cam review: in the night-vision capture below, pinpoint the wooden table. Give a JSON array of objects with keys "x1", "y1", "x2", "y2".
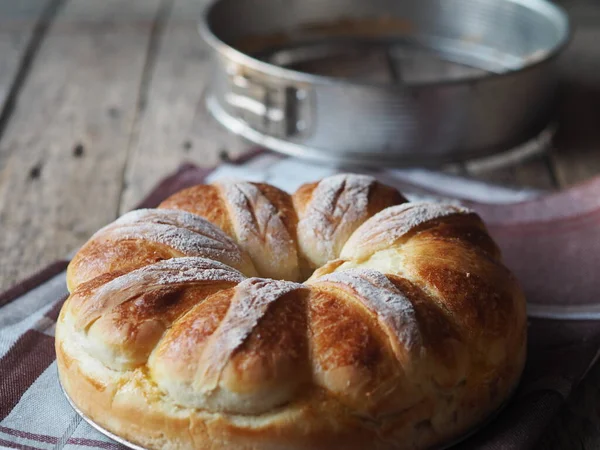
[{"x1": 0, "y1": 0, "x2": 599, "y2": 447}]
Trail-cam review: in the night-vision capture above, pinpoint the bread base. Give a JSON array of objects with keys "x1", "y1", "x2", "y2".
[{"x1": 56, "y1": 309, "x2": 523, "y2": 450}]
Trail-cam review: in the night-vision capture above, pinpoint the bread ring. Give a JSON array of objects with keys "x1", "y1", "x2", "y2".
[{"x1": 57, "y1": 174, "x2": 526, "y2": 450}]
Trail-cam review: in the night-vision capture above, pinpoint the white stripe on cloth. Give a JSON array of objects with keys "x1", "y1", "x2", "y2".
[
  {"x1": 1, "y1": 363, "x2": 78, "y2": 448},
  {"x1": 0, "y1": 363, "x2": 117, "y2": 449},
  {"x1": 0, "y1": 272, "x2": 67, "y2": 358},
  {"x1": 206, "y1": 154, "x2": 539, "y2": 204}
]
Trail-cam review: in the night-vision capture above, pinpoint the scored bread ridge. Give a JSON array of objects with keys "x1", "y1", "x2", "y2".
[
  {"x1": 191, "y1": 278, "x2": 305, "y2": 391},
  {"x1": 158, "y1": 181, "x2": 302, "y2": 281},
  {"x1": 311, "y1": 269, "x2": 422, "y2": 360},
  {"x1": 58, "y1": 174, "x2": 527, "y2": 450},
  {"x1": 66, "y1": 209, "x2": 258, "y2": 291},
  {"x1": 149, "y1": 278, "x2": 308, "y2": 414},
  {"x1": 295, "y1": 174, "x2": 373, "y2": 268},
  {"x1": 341, "y1": 202, "x2": 474, "y2": 261},
  {"x1": 294, "y1": 174, "x2": 407, "y2": 269},
  {"x1": 67, "y1": 257, "x2": 245, "y2": 371},
  {"x1": 71, "y1": 256, "x2": 245, "y2": 331},
  {"x1": 105, "y1": 209, "x2": 255, "y2": 268},
  {"x1": 216, "y1": 181, "x2": 301, "y2": 281}
]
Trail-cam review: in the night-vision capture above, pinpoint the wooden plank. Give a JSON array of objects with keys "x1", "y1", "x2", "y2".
[
  {"x1": 0, "y1": 0, "x2": 59, "y2": 165},
  {"x1": 550, "y1": 25, "x2": 600, "y2": 187},
  {"x1": 0, "y1": 0, "x2": 163, "y2": 290},
  {"x1": 0, "y1": 0, "x2": 51, "y2": 106},
  {"x1": 464, "y1": 1, "x2": 600, "y2": 191},
  {"x1": 462, "y1": 130, "x2": 558, "y2": 191},
  {"x1": 464, "y1": 156, "x2": 556, "y2": 191},
  {"x1": 120, "y1": 0, "x2": 248, "y2": 213}
]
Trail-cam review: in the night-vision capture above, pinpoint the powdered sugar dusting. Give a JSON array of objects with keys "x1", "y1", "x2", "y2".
[
  {"x1": 194, "y1": 278, "x2": 304, "y2": 390},
  {"x1": 342, "y1": 202, "x2": 472, "y2": 260},
  {"x1": 316, "y1": 269, "x2": 421, "y2": 356},
  {"x1": 92, "y1": 209, "x2": 252, "y2": 272},
  {"x1": 297, "y1": 174, "x2": 375, "y2": 267},
  {"x1": 75, "y1": 257, "x2": 245, "y2": 330},
  {"x1": 217, "y1": 181, "x2": 299, "y2": 280}
]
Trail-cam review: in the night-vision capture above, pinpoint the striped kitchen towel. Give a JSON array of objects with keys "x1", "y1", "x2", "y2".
[{"x1": 2, "y1": 150, "x2": 600, "y2": 450}]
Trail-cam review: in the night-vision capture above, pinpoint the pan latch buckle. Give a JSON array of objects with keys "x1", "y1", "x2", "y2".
[{"x1": 225, "y1": 70, "x2": 311, "y2": 138}]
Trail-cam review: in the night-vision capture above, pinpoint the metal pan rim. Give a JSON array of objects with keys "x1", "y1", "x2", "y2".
[{"x1": 198, "y1": 0, "x2": 571, "y2": 90}]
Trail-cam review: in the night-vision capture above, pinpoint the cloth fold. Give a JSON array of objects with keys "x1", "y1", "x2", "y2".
[{"x1": 1, "y1": 151, "x2": 600, "y2": 450}]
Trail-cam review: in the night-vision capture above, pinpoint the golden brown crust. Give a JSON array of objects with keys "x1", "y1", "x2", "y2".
[
  {"x1": 160, "y1": 182, "x2": 302, "y2": 281},
  {"x1": 367, "y1": 180, "x2": 408, "y2": 217},
  {"x1": 386, "y1": 275, "x2": 467, "y2": 388},
  {"x1": 67, "y1": 240, "x2": 175, "y2": 292},
  {"x1": 400, "y1": 237, "x2": 524, "y2": 348},
  {"x1": 293, "y1": 175, "x2": 407, "y2": 269},
  {"x1": 252, "y1": 182, "x2": 299, "y2": 239},
  {"x1": 307, "y1": 285, "x2": 412, "y2": 416},
  {"x1": 149, "y1": 280, "x2": 310, "y2": 414},
  {"x1": 66, "y1": 209, "x2": 258, "y2": 293},
  {"x1": 419, "y1": 215, "x2": 501, "y2": 260},
  {"x1": 159, "y1": 184, "x2": 234, "y2": 236},
  {"x1": 292, "y1": 181, "x2": 317, "y2": 218},
  {"x1": 57, "y1": 175, "x2": 526, "y2": 450}
]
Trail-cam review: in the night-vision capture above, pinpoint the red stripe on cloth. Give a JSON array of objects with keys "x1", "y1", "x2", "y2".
[
  {"x1": 44, "y1": 296, "x2": 68, "y2": 321},
  {"x1": 0, "y1": 426, "x2": 127, "y2": 449},
  {"x1": 0, "y1": 330, "x2": 56, "y2": 421},
  {"x1": 0, "y1": 260, "x2": 69, "y2": 309},
  {"x1": 0, "y1": 426, "x2": 56, "y2": 444},
  {"x1": 67, "y1": 437, "x2": 127, "y2": 449},
  {"x1": 0, "y1": 437, "x2": 44, "y2": 450}
]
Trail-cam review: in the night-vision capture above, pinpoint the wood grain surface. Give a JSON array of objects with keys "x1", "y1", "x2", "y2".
[
  {"x1": 0, "y1": 0, "x2": 55, "y2": 104},
  {"x1": 0, "y1": 0, "x2": 56, "y2": 170},
  {"x1": 463, "y1": 137, "x2": 558, "y2": 190},
  {"x1": 0, "y1": 0, "x2": 162, "y2": 289},
  {"x1": 120, "y1": 0, "x2": 247, "y2": 214},
  {"x1": 0, "y1": 0, "x2": 599, "y2": 448},
  {"x1": 2, "y1": 0, "x2": 599, "y2": 289}
]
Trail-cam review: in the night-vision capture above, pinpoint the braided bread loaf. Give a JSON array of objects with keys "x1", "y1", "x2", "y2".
[{"x1": 56, "y1": 174, "x2": 526, "y2": 450}]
